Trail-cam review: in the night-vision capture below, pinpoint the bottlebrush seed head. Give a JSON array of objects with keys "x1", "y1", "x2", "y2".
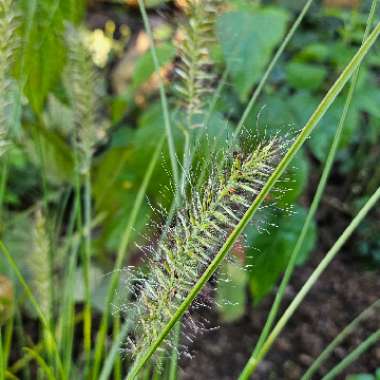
[
  {"x1": 174, "y1": 0, "x2": 222, "y2": 128},
  {"x1": 64, "y1": 24, "x2": 107, "y2": 174},
  {"x1": 0, "y1": 0, "x2": 18, "y2": 156},
  {"x1": 126, "y1": 137, "x2": 285, "y2": 360}
]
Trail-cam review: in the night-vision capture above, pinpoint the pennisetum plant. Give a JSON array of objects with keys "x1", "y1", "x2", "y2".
[
  {"x1": 125, "y1": 1, "x2": 380, "y2": 378},
  {"x1": 0, "y1": 1, "x2": 379, "y2": 379},
  {"x1": 65, "y1": 24, "x2": 107, "y2": 375},
  {"x1": 174, "y1": 0, "x2": 221, "y2": 196},
  {"x1": 126, "y1": 138, "x2": 285, "y2": 360},
  {"x1": 175, "y1": 0, "x2": 220, "y2": 129}
]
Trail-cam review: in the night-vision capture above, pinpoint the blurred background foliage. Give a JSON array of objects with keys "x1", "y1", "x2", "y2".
[{"x1": 1, "y1": 0, "x2": 379, "y2": 324}]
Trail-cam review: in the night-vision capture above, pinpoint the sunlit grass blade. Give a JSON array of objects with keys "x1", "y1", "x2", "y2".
[
  {"x1": 0, "y1": 328, "x2": 4, "y2": 380},
  {"x1": 98, "y1": 321, "x2": 130, "y2": 380},
  {"x1": 125, "y1": 21, "x2": 380, "y2": 380},
  {"x1": 302, "y1": 299, "x2": 380, "y2": 380},
  {"x1": 22, "y1": 348, "x2": 55, "y2": 380},
  {"x1": 244, "y1": 0, "x2": 378, "y2": 367},
  {"x1": 239, "y1": 186, "x2": 380, "y2": 377}
]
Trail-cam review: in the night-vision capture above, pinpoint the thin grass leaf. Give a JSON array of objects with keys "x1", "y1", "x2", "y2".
[
  {"x1": 0, "y1": 241, "x2": 65, "y2": 379},
  {"x1": 92, "y1": 136, "x2": 165, "y2": 379},
  {"x1": 241, "y1": 186, "x2": 380, "y2": 376},
  {"x1": 302, "y1": 299, "x2": 380, "y2": 380},
  {"x1": 98, "y1": 321, "x2": 130, "y2": 380},
  {"x1": 138, "y1": 0, "x2": 179, "y2": 186},
  {"x1": 321, "y1": 329, "x2": 380, "y2": 380},
  {"x1": 22, "y1": 348, "x2": 55, "y2": 380},
  {"x1": 243, "y1": 0, "x2": 379, "y2": 369},
  {"x1": 234, "y1": 0, "x2": 314, "y2": 137}
]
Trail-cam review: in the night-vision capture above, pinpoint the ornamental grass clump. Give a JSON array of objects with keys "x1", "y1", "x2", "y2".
[{"x1": 126, "y1": 138, "x2": 284, "y2": 359}]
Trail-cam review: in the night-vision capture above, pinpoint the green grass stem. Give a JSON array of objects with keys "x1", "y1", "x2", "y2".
[
  {"x1": 137, "y1": 0, "x2": 179, "y2": 186},
  {"x1": 302, "y1": 299, "x2": 380, "y2": 380},
  {"x1": 321, "y1": 329, "x2": 380, "y2": 380},
  {"x1": 240, "y1": 186, "x2": 380, "y2": 377}
]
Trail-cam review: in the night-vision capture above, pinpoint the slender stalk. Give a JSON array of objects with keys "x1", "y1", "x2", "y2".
[
  {"x1": 3, "y1": 321, "x2": 12, "y2": 374},
  {"x1": 240, "y1": 186, "x2": 380, "y2": 377},
  {"x1": 180, "y1": 128, "x2": 191, "y2": 196},
  {"x1": 92, "y1": 137, "x2": 164, "y2": 379},
  {"x1": 126, "y1": 23, "x2": 380, "y2": 379},
  {"x1": 83, "y1": 170, "x2": 92, "y2": 377},
  {"x1": 302, "y1": 299, "x2": 380, "y2": 380},
  {"x1": 234, "y1": 0, "x2": 314, "y2": 137},
  {"x1": 321, "y1": 329, "x2": 380, "y2": 380},
  {"x1": 0, "y1": 328, "x2": 4, "y2": 380},
  {"x1": 137, "y1": 0, "x2": 179, "y2": 186},
  {"x1": 98, "y1": 321, "x2": 130, "y2": 380},
  {"x1": 0, "y1": 157, "x2": 8, "y2": 221},
  {"x1": 23, "y1": 348, "x2": 56, "y2": 380},
  {"x1": 168, "y1": 323, "x2": 181, "y2": 380},
  {"x1": 0, "y1": 241, "x2": 65, "y2": 379},
  {"x1": 113, "y1": 315, "x2": 122, "y2": 380},
  {"x1": 245, "y1": 0, "x2": 378, "y2": 366}
]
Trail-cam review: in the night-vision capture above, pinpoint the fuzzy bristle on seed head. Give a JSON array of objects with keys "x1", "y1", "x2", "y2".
[{"x1": 125, "y1": 137, "x2": 284, "y2": 360}]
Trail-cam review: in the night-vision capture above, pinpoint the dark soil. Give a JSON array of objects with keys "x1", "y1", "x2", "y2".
[{"x1": 180, "y1": 195, "x2": 380, "y2": 380}]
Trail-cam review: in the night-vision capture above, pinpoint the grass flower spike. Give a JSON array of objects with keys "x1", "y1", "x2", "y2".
[
  {"x1": 175, "y1": 0, "x2": 221, "y2": 128},
  {"x1": 65, "y1": 25, "x2": 105, "y2": 174},
  {"x1": 30, "y1": 209, "x2": 51, "y2": 317},
  {"x1": 0, "y1": 0, "x2": 17, "y2": 156},
  {"x1": 127, "y1": 138, "x2": 284, "y2": 360}
]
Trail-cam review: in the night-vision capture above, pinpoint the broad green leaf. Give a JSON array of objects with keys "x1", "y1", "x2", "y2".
[
  {"x1": 17, "y1": 0, "x2": 84, "y2": 113},
  {"x1": 25, "y1": 123, "x2": 75, "y2": 184},
  {"x1": 277, "y1": 149, "x2": 309, "y2": 207},
  {"x1": 245, "y1": 91, "x2": 296, "y2": 135},
  {"x1": 216, "y1": 261, "x2": 248, "y2": 322},
  {"x1": 92, "y1": 147, "x2": 150, "y2": 252},
  {"x1": 247, "y1": 205, "x2": 316, "y2": 303},
  {"x1": 217, "y1": 8, "x2": 289, "y2": 101},
  {"x1": 126, "y1": 102, "x2": 183, "y2": 202},
  {"x1": 132, "y1": 43, "x2": 175, "y2": 91},
  {"x1": 289, "y1": 91, "x2": 360, "y2": 161},
  {"x1": 294, "y1": 43, "x2": 330, "y2": 62},
  {"x1": 285, "y1": 62, "x2": 327, "y2": 91},
  {"x1": 111, "y1": 43, "x2": 175, "y2": 123}
]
